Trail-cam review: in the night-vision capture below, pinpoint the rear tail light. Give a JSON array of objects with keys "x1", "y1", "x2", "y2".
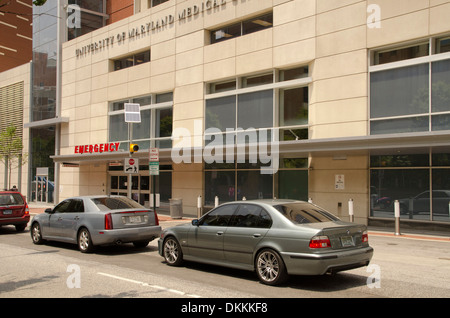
[
  {"x1": 309, "y1": 235, "x2": 331, "y2": 249},
  {"x1": 105, "y1": 213, "x2": 113, "y2": 230},
  {"x1": 24, "y1": 204, "x2": 29, "y2": 215},
  {"x1": 362, "y1": 230, "x2": 369, "y2": 243},
  {"x1": 154, "y1": 210, "x2": 159, "y2": 226}
]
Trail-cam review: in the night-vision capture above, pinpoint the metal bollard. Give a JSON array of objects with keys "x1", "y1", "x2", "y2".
[
  {"x1": 348, "y1": 199, "x2": 354, "y2": 222},
  {"x1": 197, "y1": 195, "x2": 202, "y2": 218},
  {"x1": 394, "y1": 200, "x2": 401, "y2": 236},
  {"x1": 214, "y1": 196, "x2": 219, "y2": 207}
]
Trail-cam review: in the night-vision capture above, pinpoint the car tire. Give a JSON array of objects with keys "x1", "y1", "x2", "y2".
[
  {"x1": 78, "y1": 228, "x2": 94, "y2": 253},
  {"x1": 255, "y1": 249, "x2": 288, "y2": 286},
  {"x1": 30, "y1": 222, "x2": 44, "y2": 245},
  {"x1": 133, "y1": 240, "x2": 149, "y2": 248},
  {"x1": 163, "y1": 237, "x2": 183, "y2": 266}
]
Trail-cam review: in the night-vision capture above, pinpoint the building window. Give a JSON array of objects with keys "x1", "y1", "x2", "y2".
[
  {"x1": 370, "y1": 151, "x2": 450, "y2": 222},
  {"x1": 113, "y1": 50, "x2": 151, "y2": 71},
  {"x1": 67, "y1": 0, "x2": 107, "y2": 41},
  {"x1": 204, "y1": 67, "x2": 311, "y2": 206},
  {"x1": 210, "y1": 12, "x2": 273, "y2": 44},
  {"x1": 150, "y1": 0, "x2": 169, "y2": 8},
  {"x1": 108, "y1": 93, "x2": 173, "y2": 150},
  {"x1": 370, "y1": 38, "x2": 450, "y2": 135}
]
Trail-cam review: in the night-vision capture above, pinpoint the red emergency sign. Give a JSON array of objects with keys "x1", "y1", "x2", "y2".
[{"x1": 74, "y1": 142, "x2": 121, "y2": 154}]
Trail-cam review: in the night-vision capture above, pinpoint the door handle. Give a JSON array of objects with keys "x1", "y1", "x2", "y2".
[
  {"x1": 253, "y1": 233, "x2": 261, "y2": 238},
  {"x1": 74, "y1": 216, "x2": 80, "y2": 221},
  {"x1": 57, "y1": 217, "x2": 62, "y2": 221},
  {"x1": 216, "y1": 231, "x2": 224, "y2": 236}
]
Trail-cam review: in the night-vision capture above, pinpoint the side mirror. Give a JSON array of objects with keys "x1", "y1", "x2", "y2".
[
  {"x1": 44, "y1": 208, "x2": 53, "y2": 214},
  {"x1": 191, "y1": 219, "x2": 199, "y2": 226}
]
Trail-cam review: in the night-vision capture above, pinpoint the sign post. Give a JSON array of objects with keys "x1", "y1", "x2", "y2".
[{"x1": 149, "y1": 148, "x2": 159, "y2": 212}]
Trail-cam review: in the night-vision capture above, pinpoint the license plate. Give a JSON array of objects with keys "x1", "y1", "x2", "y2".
[
  {"x1": 129, "y1": 215, "x2": 142, "y2": 223},
  {"x1": 340, "y1": 235, "x2": 355, "y2": 247},
  {"x1": 2, "y1": 210, "x2": 12, "y2": 215}
]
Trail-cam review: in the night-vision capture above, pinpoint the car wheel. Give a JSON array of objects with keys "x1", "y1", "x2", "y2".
[
  {"x1": 133, "y1": 240, "x2": 149, "y2": 248},
  {"x1": 31, "y1": 222, "x2": 44, "y2": 245},
  {"x1": 255, "y1": 249, "x2": 288, "y2": 285},
  {"x1": 78, "y1": 228, "x2": 94, "y2": 253},
  {"x1": 163, "y1": 237, "x2": 183, "y2": 266}
]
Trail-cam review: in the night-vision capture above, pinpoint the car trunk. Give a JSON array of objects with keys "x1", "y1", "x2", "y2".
[
  {"x1": 305, "y1": 222, "x2": 367, "y2": 250},
  {"x1": 109, "y1": 209, "x2": 158, "y2": 229},
  {"x1": 0, "y1": 205, "x2": 26, "y2": 219}
]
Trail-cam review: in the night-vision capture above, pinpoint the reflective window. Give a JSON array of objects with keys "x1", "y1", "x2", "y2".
[
  {"x1": 370, "y1": 64, "x2": 429, "y2": 119},
  {"x1": 200, "y1": 204, "x2": 238, "y2": 226},
  {"x1": 113, "y1": 51, "x2": 150, "y2": 71},
  {"x1": 150, "y1": 0, "x2": 169, "y2": 7},
  {"x1": 238, "y1": 90, "x2": 273, "y2": 129},
  {"x1": 374, "y1": 43, "x2": 429, "y2": 65},
  {"x1": 109, "y1": 93, "x2": 173, "y2": 150},
  {"x1": 274, "y1": 203, "x2": 339, "y2": 224},
  {"x1": 211, "y1": 12, "x2": 273, "y2": 44},
  {"x1": 431, "y1": 59, "x2": 450, "y2": 113},
  {"x1": 229, "y1": 204, "x2": 272, "y2": 228},
  {"x1": 370, "y1": 38, "x2": 450, "y2": 135}
]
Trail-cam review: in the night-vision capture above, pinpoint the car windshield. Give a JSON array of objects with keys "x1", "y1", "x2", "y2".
[
  {"x1": 0, "y1": 193, "x2": 24, "y2": 206},
  {"x1": 273, "y1": 202, "x2": 339, "y2": 224},
  {"x1": 91, "y1": 197, "x2": 143, "y2": 211}
]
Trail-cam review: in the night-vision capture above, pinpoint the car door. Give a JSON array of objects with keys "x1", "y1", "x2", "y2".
[
  {"x1": 187, "y1": 204, "x2": 238, "y2": 261},
  {"x1": 58, "y1": 199, "x2": 84, "y2": 242},
  {"x1": 223, "y1": 204, "x2": 272, "y2": 265},
  {"x1": 46, "y1": 199, "x2": 72, "y2": 237}
]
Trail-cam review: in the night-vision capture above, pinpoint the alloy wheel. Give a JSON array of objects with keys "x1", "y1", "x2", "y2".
[{"x1": 256, "y1": 249, "x2": 287, "y2": 285}]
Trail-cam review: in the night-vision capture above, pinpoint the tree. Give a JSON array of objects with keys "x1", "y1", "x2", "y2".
[
  {"x1": 0, "y1": 124, "x2": 27, "y2": 190},
  {"x1": 0, "y1": 0, "x2": 47, "y2": 9}
]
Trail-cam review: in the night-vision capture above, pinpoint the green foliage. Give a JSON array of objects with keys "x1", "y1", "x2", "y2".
[{"x1": 32, "y1": 0, "x2": 47, "y2": 6}]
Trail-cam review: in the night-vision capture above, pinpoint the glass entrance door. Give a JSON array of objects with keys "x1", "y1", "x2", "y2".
[{"x1": 108, "y1": 172, "x2": 171, "y2": 210}]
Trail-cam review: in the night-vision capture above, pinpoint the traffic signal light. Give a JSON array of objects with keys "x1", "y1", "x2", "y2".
[{"x1": 130, "y1": 143, "x2": 139, "y2": 154}]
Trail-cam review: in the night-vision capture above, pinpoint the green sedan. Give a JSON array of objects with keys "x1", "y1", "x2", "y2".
[{"x1": 158, "y1": 199, "x2": 373, "y2": 285}]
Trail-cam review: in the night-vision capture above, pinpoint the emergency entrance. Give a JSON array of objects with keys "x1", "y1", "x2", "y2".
[{"x1": 108, "y1": 169, "x2": 172, "y2": 212}]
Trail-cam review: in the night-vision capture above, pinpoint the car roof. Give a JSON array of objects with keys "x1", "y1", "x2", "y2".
[{"x1": 224, "y1": 199, "x2": 307, "y2": 206}]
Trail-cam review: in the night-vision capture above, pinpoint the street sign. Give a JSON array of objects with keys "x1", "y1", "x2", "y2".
[
  {"x1": 124, "y1": 103, "x2": 141, "y2": 123},
  {"x1": 149, "y1": 162, "x2": 159, "y2": 175},
  {"x1": 125, "y1": 158, "x2": 139, "y2": 173},
  {"x1": 149, "y1": 148, "x2": 159, "y2": 162}
]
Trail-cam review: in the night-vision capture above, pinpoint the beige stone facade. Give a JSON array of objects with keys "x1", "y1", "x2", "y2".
[
  {"x1": 0, "y1": 62, "x2": 31, "y2": 193},
  {"x1": 39, "y1": 0, "x2": 450, "y2": 225}
]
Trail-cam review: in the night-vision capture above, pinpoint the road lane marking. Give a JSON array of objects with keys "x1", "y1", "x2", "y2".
[{"x1": 97, "y1": 272, "x2": 201, "y2": 298}]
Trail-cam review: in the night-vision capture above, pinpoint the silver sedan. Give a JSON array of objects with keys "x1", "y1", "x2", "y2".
[
  {"x1": 30, "y1": 195, "x2": 161, "y2": 253},
  {"x1": 159, "y1": 199, "x2": 373, "y2": 285}
]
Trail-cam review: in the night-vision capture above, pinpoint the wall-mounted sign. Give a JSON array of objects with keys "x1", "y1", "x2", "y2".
[
  {"x1": 75, "y1": 0, "x2": 229, "y2": 58},
  {"x1": 74, "y1": 142, "x2": 121, "y2": 154},
  {"x1": 335, "y1": 174, "x2": 345, "y2": 190}
]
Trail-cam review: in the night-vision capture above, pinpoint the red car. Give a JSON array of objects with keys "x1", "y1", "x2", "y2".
[{"x1": 0, "y1": 191, "x2": 30, "y2": 232}]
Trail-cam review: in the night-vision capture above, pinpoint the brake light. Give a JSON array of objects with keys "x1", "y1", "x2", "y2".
[
  {"x1": 154, "y1": 210, "x2": 159, "y2": 226},
  {"x1": 362, "y1": 230, "x2": 369, "y2": 243},
  {"x1": 24, "y1": 203, "x2": 29, "y2": 215},
  {"x1": 309, "y1": 235, "x2": 331, "y2": 249},
  {"x1": 105, "y1": 213, "x2": 113, "y2": 230}
]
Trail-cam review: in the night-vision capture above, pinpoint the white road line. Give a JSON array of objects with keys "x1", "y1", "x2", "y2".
[{"x1": 97, "y1": 272, "x2": 202, "y2": 298}]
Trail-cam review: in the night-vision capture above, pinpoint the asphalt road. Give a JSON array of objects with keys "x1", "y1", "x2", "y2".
[{"x1": 0, "y1": 220, "x2": 449, "y2": 302}]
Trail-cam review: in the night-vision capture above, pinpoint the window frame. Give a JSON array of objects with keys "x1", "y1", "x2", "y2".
[
  {"x1": 369, "y1": 36, "x2": 450, "y2": 135},
  {"x1": 108, "y1": 93, "x2": 173, "y2": 150}
]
